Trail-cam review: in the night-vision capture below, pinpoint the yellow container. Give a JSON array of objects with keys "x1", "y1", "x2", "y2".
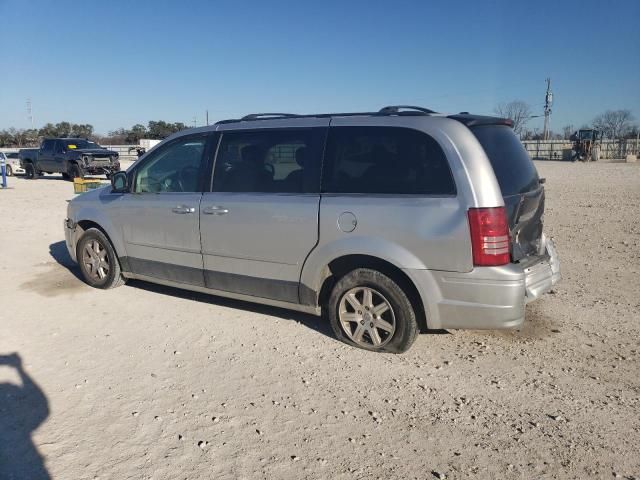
[{"x1": 73, "y1": 178, "x2": 104, "y2": 194}]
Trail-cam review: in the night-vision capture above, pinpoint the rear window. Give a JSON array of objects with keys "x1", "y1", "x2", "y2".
[
  {"x1": 472, "y1": 125, "x2": 539, "y2": 196},
  {"x1": 322, "y1": 126, "x2": 455, "y2": 195}
]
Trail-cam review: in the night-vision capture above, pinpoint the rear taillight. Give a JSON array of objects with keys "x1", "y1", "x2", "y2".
[{"x1": 468, "y1": 207, "x2": 510, "y2": 266}]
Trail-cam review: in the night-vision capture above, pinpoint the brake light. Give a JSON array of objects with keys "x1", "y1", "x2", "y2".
[{"x1": 468, "y1": 207, "x2": 510, "y2": 266}]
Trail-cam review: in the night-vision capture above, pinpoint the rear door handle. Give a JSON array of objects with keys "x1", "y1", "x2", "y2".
[
  {"x1": 202, "y1": 206, "x2": 229, "y2": 215},
  {"x1": 172, "y1": 205, "x2": 195, "y2": 214}
]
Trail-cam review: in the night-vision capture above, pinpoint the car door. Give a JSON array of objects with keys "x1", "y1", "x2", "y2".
[
  {"x1": 200, "y1": 121, "x2": 328, "y2": 303},
  {"x1": 52, "y1": 140, "x2": 67, "y2": 173},
  {"x1": 114, "y1": 132, "x2": 214, "y2": 285},
  {"x1": 38, "y1": 139, "x2": 55, "y2": 171}
]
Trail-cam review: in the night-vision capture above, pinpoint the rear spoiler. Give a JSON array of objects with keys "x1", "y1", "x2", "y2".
[{"x1": 448, "y1": 113, "x2": 513, "y2": 128}]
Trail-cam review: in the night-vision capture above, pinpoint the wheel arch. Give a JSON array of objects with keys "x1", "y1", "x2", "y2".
[
  {"x1": 314, "y1": 254, "x2": 428, "y2": 332},
  {"x1": 74, "y1": 216, "x2": 126, "y2": 260}
]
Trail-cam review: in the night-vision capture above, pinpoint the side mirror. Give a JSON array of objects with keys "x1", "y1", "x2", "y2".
[{"x1": 111, "y1": 171, "x2": 129, "y2": 193}]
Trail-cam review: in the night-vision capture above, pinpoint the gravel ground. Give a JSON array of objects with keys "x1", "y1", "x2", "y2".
[{"x1": 0, "y1": 161, "x2": 639, "y2": 480}]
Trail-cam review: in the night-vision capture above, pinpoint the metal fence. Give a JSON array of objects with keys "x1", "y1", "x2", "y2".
[
  {"x1": 522, "y1": 139, "x2": 640, "y2": 160},
  {"x1": 0, "y1": 145, "x2": 140, "y2": 161},
  {"x1": 4, "y1": 139, "x2": 639, "y2": 163}
]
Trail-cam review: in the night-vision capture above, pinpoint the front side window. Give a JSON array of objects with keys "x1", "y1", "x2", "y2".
[
  {"x1": 212, "y1": 129, "x2": 322, "y2": 194},
  {"x1": 322, "y1": 126, "x2": 455, "y2": 195},
  {"x1": 134, "y1": 135, "x2": 207, "y2": 193},
  {"x1": 41, "y1": 140, "x2": 54, "y2": 152}
]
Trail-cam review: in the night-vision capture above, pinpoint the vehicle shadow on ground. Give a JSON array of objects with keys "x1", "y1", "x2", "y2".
[
  {"x1": 49, "y1": 240, "x2": 84, "y2": 281},
  {"x1": 48, "y1": 240, "x2": 447, "y2": 341},
  {"x1": 127, "y1": 279, "x2": 336, "y2": 340},
  {"x1": 17, "y1": 174, "x2": 67, "y2": 181},
  {"x1": 0, "y1": 353, "x2": 51, "y2": 480},
  {"x1": 48, "y1": 241, "x2": 335, "y2": 340}
]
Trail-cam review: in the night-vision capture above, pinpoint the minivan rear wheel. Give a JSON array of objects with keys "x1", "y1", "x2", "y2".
[
  {"x1": 326, "y1": 268, "x2": 418, "y2": 353},
  {"x1": 76, "y1": 228, "x2": 126, "y2": 289}
]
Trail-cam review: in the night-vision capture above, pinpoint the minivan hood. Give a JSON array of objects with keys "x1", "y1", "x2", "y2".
[{"x1": 69, "y1": 184, "x2": 110, "y2": 204}]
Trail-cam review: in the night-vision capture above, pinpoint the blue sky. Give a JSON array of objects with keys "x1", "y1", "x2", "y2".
[{"x1": 1, "y1": 0, "x2": 639, "y2": 134}]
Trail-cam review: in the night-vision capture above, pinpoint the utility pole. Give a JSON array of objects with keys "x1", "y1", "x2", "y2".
[
  {"x1": 542, "y1": 78, "x2": 552, "y2": 141},
  {"x1": 192, "y1": 116, "x2": 197, "y2": 128},
  {"x1": 206, "y1": 110, "x2": 209, "y2": 126}
]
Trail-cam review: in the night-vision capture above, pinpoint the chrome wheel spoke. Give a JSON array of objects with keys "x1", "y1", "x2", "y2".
[
  {"x1": 373, "y1": 302, "x2": 389, "y2": 316},
  {"x1": 345, "y1": 293, "x2": 362, "y2": 312},
  {"x1": 340, "y1": 312, "x2": 360, "y2": 323},
  {"x1": 374, "y1": 318, "x2": 394, "y2": 332},
  {"x1": 362, "y1": 288, "x2": 373, "y2": 309},
  {"x1": 369, "y1": 327, "x2": 382, "y2": 346},
  {"x1": 353, "y1": 323, "x2": 366, "y2": 342}
]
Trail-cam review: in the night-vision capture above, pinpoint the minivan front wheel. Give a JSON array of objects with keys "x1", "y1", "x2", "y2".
[
  {"x1": 76, "y1": 228, "x2": 125, "y2": 289},
  {"x1": 326, "y1": 268, "x2": 418, "y2": 353}
]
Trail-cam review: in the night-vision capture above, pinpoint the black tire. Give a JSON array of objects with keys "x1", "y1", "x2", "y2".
[
  {"x1": 24, "y1": 162, "x2": 37, "y2": 179},
  {"x1": 68, "y1": 163, "x2": 84, "y2": 180},
  {"x1": 76, "y1": 228, "x2": 126, "y2": 289},
  {"x1": 61, "y1": 172, "x2": 70, "y2": 180},
  {"x1": 5, "y1": 165, "x2": 12, "y2": 176},
  {"x1": 324, "y1": 268, "x2": 419, "y2": 353}
]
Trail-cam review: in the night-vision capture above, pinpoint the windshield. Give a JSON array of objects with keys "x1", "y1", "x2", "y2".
[{"x1": 64, "y1": 140, "x2": 103, "y2": 150}]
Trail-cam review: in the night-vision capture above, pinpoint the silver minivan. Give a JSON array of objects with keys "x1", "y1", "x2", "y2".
[{"x1": 64, "y1": 106, "x2": 560, "y2": 353}]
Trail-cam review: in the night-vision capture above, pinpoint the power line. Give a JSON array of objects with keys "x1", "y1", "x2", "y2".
[{"x1": 27, "y1": 98, "x2": 33, "y2": 128}]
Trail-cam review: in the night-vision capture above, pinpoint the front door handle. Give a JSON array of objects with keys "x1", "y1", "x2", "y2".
[
  {"x1": 172, "y1": 205, "x2": 195, "y2": 214},
  {"x1": 202, "y1": 206, "x2": 229, "y2": 215}
]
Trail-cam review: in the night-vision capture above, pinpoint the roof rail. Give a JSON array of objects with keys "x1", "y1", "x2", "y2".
[
  {"x1": 240, "y1": 113, "x2": 301, "y2": 121},
  {"x1": 377, "y1": 105, "x2": 438, "y2": 115}
]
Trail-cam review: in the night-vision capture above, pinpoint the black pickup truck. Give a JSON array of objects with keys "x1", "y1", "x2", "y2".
[{"x1": 20, "y1": 138, "x2": 120, "y2": 180}]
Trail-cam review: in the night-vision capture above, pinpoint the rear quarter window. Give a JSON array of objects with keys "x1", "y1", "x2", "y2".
[
  {"x1": 322, "y1": 126, "x2": 455, "y2": 195},
  {"x1": 471, "y1": 125, "x2": 539, "y2": 196}
]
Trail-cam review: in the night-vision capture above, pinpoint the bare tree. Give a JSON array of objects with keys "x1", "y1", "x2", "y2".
[
  {"x1": 562, "y1": 124, "x2": 574, "y2": 140},
  {"x1": 592, "y1": 110, "x2": 635, "y2": 139},
  {"x1": 494, "y1": 101, "x2": 532, "y2": 137}
]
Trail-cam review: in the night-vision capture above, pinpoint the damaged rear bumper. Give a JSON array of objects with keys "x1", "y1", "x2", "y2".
[
  {"x1": 523, "y1": 235, "x2": 561, "y2": 303},
  {"x1": 404, "y1": 234, "x2": 561, "y2": 330}
]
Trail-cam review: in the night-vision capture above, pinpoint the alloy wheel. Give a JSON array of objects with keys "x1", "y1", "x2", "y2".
[
  {"x1": 82, "y1": 239, "x2": 110, "y2": 281},
  {"x1": 338, "y1": 286, "x2": 396, "y2": 348}
]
